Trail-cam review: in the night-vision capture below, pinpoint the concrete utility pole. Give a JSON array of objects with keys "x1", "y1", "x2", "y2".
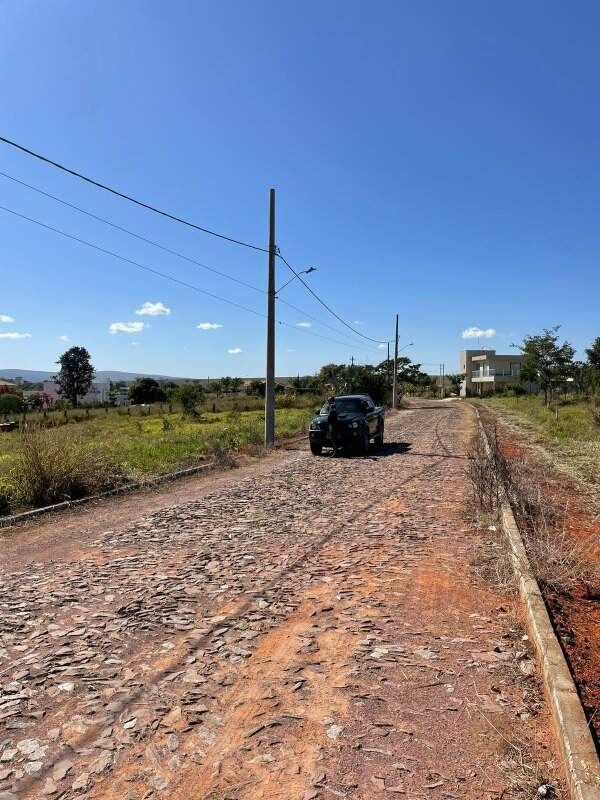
[
  {"x1": 392, "y1": 314, "x2": 399, "y2": 409},
  {"x1": 264, "y1": 189, "x2": 276, "y2": 447},
  {"x1": 442, "y1": 363, "x2": 445, "y2": 399}
]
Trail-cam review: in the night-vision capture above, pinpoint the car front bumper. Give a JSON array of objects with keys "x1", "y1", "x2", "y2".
[{"x1": 309, "y1": 427, "x2": 364, "y2": 447}]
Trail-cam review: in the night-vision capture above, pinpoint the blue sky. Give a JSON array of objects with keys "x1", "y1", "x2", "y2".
[{"x1": 1, "y1": 0, "x2": 598, "y2": 377}]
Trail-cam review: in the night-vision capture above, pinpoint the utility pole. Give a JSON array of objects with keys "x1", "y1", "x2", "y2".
[
  {"x1": 386, "y1": 341, "x2": 390, "y2": 390},
  {"x1": 392, "y1": 313, "x2": 399, "y2": 409},
  {"x1": 351, "y1": 356, "x2": 354, "y2": 367},
  {"x1": 264, "y1": 189, "x2": 276, "y2": 447},
  {"x1": 441, "y1": 362, "x2": 445, "y2": 399}
]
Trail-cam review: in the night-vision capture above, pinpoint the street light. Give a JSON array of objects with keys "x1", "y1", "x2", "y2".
[{"x1": 275, "y1": 266, "x2": 316, "y2": 296}]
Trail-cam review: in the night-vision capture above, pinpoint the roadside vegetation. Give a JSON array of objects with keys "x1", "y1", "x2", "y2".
[
  {"x1": 472, "y1": 328, "x2": 600, "y2": 491},
  {"x1": 0, "y1": 343, "x2": 446, "y2": 517},
  {"x1": 468, "y1": 419, "x2": 598, "y2": 594},
  {"x1": 0, "y1": 402, "x2": 315, "y2": 515}
]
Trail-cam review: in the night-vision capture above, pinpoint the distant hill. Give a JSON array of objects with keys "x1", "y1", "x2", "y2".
[{"x1": 0, "y1": 368, "x2": 180, "y2": 383}]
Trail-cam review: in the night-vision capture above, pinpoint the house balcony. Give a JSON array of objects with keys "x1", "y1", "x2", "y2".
[{"x1": 471, "y1": 368, "x2": 520, "y2": 380}]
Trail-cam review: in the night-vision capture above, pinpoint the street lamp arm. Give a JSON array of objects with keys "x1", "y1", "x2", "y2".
[{"x1": 275, "y1": 266, "x2": 316, "y2": 296}]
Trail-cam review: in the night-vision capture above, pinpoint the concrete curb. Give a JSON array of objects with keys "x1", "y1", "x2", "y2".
[
  {"x1": 0, "y1": 462, "x2": 213, "y2": 529},
  {"x1": 474, "y1": 407, "x2": 600, "y2": 800}
]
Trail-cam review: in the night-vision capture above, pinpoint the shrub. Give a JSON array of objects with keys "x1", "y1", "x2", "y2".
[
  {"x1": 0, "y1": 393, "x2": 24, "y2": 414},
  {"x1": 468, "y1": 418, "x2": 599, "y2": 594},
  {"x1": 276, "y1": 393, "x2": 295, "y2": 408},
  {"x1": 0, "y1": 481, "x2": 12, "y2": 516},
  {"x1": 13, "y1": 427, "x2": 126, "y2": 507}
]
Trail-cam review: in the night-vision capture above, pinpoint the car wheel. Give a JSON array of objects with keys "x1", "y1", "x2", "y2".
[
  {"x1": 310, "y1": 442, "x2": 323, "y2": 456},
  {"x1": 375, "y1": 422, "x2": 384, "y2": 447},
  {"x1": 356, "y1": 430, "x2": 369, "y2": 456}
]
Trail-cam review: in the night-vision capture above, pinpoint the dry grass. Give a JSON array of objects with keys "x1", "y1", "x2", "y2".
[
  {"x1": 12, "y1": 427, "x2": 126, "y2": 507},
  {"x1": 467, "y1": 419, "x2": 599, "y2": 595}
]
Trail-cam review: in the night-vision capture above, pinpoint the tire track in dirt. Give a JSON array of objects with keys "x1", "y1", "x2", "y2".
[
  {"x1": 10, "y1": 406, "x2": 459, "y2": 798},
  {"x1": 1, "y1": 402, "x2": 562, "y2": 800}
]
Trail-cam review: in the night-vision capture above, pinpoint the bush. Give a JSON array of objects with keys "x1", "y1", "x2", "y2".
[
  {"x1": 0, "y1": 393, "x2": 24, "y2": 414},
  {"x1": 276, "y1": 394, "x2": 295, "y2": 408},
  {"x1": 13, "y1": 428, "x2": 127, "y2": 507},
  {"x1": 0, "y1": 482, "x2": 12, "y2": 516}
]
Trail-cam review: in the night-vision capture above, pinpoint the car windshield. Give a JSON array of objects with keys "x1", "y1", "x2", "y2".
[{"x1": 320, "y1": 398, "x2": 368, "y2": 414}]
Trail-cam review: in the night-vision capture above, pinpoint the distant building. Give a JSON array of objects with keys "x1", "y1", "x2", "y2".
[
  {"x1": 0, "y1": 380, "x2": 20, "y2": 395},
  {"x1": 43, "y1": 378, "x2": 111, "y2": 406},
  {"x1": 113, "y1": 389, "x2": 131, "y2": 407},
  {"x1": 460, "y1": 350, "x2": 526, "y2": 396}
]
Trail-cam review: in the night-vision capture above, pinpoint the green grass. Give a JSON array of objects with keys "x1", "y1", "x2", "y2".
[
  {"x1": 481, "y1": 395, "x2": 600, "y2": 442},
  {"x1": 479, "y1": 394, "x2": 600, "y2": 497},
  {"x1": 0, "y1": 402, "x2": 316, "y2": 514}
]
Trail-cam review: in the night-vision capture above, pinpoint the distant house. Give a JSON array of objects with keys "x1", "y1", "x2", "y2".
[
  {"x1": 460, "y1": 350, "x2": 526, "y2": 396},
  {"x1": 0, "y1": 380, "x2": 20, "y2": 395},
  {"x1": 113, "y1": 389, "x2": 131, "y2": 407},
  {"x1": 42, "y1": 378, "x2": 111, "y2": 406}
]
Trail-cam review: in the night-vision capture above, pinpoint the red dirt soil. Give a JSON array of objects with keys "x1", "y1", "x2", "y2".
[{"x1": 489, "y1": 413, "x2": 600, "y2": 746}]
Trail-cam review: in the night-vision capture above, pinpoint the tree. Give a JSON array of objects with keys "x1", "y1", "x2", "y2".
[
  {"x1": 446, "y1": 373, "x2": 466, "y2": 395},
  {"x1": 317, "y1": 364, "x2": 347, "y2": 394},
  {"x1": 55, "y1": 346, "x2": 95, "y2": 408},
  {"x1": 246, "y1": 379, "x2": 266, "y2": 397},
  {"x1": 128, "y1": 377, "x2": 166, "y2": 404},
  {"x1": 177, "y1": 382, "x2": 203, "y2": 413},
  {"x1": 586, "y1": 337, "x2": 600, "y2": 370},
  {"x1": 586, "y1": 336, "x2": 600, "y2": 389},
  {"x1": 26, "y1": 393, "x2": 45, "y2": 411},
  {"x1": 0, "y1": 393, "x2": 23, "y2": 414},
  {"x1": 515, "y1": 326, "x2": 575, "y2": 405}
]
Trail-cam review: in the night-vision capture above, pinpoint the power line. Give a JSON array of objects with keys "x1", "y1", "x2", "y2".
[
  {"x1": 0, "y1": 169, "x2": 382, "y2": 353},
  {"x1": 0, "y1": 136, "x2": 390, "y2": 348},
  {"x1": 276, "y1": 297, "x2": 383, "y2": 352},
  {"x1": 276, "y1": 252, "x2": 389, "y2": 345},
  {"x1": 0, "y1": 170, "x2": 264, "y2": 296},
  {"x1": 0, "y1": 134, "x2": 268, "y2": 253},
  {"x1": 0, "y1": 203, "x2": 381, "y2": 355},
  {"x1": 0, "y1": 204, "x2": 266, "y2": 319}
]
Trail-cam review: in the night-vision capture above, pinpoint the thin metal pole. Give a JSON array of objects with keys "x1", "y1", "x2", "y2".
[
  {"x1": 392, "y1": 314, "x2": 399, "y2": 409},
  {"x1": 442, "y1": 363, "x2": 445, "y2": 399},
  {"x1": 264, "y1": 189, "x2": 276, "y2": 446}
]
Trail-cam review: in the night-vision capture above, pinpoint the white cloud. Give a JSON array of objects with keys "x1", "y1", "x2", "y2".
[
  {"x1": 296, "y1": 321, "x2": 312, "y2": 328},
  {"x1": 0, "y1": 314, "x2": 15, "y2": 323},
  {"x1": 0, "y1": 332, "x2": 31, "y2": 339},
  {"x1": 377, "y1": 343, "x2": 387, "y2": 349},
  {"x1": 462, "y1": 326, "x2": 496, "y2": 340},
  {"x1": 196, "y1": 322, "x2": 223, "y2": 330},
  {"x1": 59, "y1": 335, "x2": 70, "y2": 342},
  {"x1": 227, "y1": 347, "x2": 242, "y2": 354},
  {"x1": 135, "y1": 301, "x2": 171, "y2": 316},
  {"x1": 353, "y1": 320, "x2": 362, "y2": 325},
  {"x1": 109, "y1": 321, "x2": 146, "y2": 335}
]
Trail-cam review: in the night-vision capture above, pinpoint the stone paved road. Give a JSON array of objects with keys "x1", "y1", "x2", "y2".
[{"x1": 0, "y1": 401, "x2": 560, "y2": 800}]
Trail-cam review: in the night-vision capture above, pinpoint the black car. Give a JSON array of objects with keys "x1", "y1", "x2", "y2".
[{"x1": 308, "y1": 394, "x2": 385, "y2": 456}]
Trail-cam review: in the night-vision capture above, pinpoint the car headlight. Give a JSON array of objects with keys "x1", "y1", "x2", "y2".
[
  {"x1": 310, "y1": 421, "x2": 319, "y2": 430},
  {"x1": 349, "y1": 421, "x2": 359, "y2": 429}
]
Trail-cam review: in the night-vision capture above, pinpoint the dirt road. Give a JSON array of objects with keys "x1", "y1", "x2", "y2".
[{"x1": 0, "y1": 401, "x2": 560, "y2": 799}]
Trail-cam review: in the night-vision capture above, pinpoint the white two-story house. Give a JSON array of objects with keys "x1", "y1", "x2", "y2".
[{"x1": 460, "y1": 350, "x2": 525, "y2": 396}]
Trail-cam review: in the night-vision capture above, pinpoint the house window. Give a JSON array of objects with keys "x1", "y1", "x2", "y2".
[{"x1": 510, "y1": 363, "x2": 521, "y2": 377}]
